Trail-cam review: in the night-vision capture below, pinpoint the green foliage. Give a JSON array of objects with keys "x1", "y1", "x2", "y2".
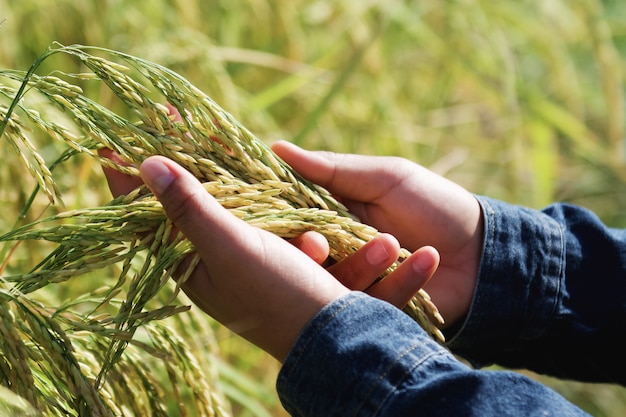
[{"x1": 1, "y1": 0, "x2": 625, "y2": 416}]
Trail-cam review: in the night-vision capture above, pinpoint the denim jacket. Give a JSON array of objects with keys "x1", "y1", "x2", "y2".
[{"x1": 276, "y1": 196, "x2": 626, "y2": 416}]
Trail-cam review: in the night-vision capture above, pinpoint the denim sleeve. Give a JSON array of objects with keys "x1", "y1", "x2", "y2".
[
  {"x1": 447, "y1": 196, "x2": 626, "y2": 384},
  {"x1": 277, "y1": 292, "x2": 589, "y2": 417}
]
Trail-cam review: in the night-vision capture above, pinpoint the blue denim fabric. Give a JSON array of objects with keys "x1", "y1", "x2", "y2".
[
  {"x1": 449, "y1": 197, "x2": 626, "y2": 384},
  {"x1": 277, "y1": 196, "x2": 626, "y2": 416},
  {"x1": 277, "y1": 293, "x2": 589, "y2": 416}
]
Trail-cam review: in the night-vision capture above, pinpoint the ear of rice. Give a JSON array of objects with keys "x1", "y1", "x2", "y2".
[{"x1": 0, "y1": 43, "x2": 445, "y2": 413}]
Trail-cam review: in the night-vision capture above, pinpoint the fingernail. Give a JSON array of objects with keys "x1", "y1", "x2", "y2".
[
  {"x1": 366, "y1": 242, "x2": 389, "y2": 265},
  {"x1": 141, "y1": 158, "x2": 174, "y2": 195},
  {"x1": 412, "y1": 253, "x2": 434, "y2": 275}
]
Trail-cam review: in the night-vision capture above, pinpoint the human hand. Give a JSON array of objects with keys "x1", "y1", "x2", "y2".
[
  {"x1": 136, "y1": 155, "x2": 350, "y2": 361},
  {"x1": 272, "y1": 141, "x2": 483, "y2": 328},
  {"x1": 102, "y1": 153, "x2": 440, "y2": 360},
  {"x1": 100, "y1": 147, "x2": 440, "y2": 312}
]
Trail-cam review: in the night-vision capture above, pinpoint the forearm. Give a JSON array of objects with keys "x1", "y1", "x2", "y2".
[
  {"x1": 278, "y1": 292, "x2": 589, "y2": 417},
  {"x1": 447, "y1": 196, "x2": 626, "y2": 384}
]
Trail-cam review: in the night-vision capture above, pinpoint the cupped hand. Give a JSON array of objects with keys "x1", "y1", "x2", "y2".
[
  {"x1": 100, "y1": 147, "x2": 440, "y2": 313},
  {"x1": 101, "y1": 147, "x2": 441, "y2": 351},
  {"x1": 272, "y1": 141, "x2": 483, "y2": 328},
  {"x1": 138, "y1": 156, "x2": 350, "y2": 361}
]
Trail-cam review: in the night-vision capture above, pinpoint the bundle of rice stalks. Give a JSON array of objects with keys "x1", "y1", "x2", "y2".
[{"x1": 0, "y1": 43, "x2": 443, "y2": 414}]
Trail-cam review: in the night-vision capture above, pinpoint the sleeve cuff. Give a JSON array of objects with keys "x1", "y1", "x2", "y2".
[
  {"x1": 445, "y1": 196, "x2": 565, "y2": 364},
  {"x1": 277, "y1": 292, "x2": 454, "y2": 417}
]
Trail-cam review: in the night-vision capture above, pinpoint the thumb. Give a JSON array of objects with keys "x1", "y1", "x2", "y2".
[
  {"x1": 139, "y1": 155, "x2": 245, "y2": 256},
  {"x1": 271, "y1": 140, "x2": 402, "y2": 202}
]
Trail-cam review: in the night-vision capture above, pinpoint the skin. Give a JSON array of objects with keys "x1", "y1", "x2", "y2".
[
  {"x1": 271, "y1": 140, "x2": 483, "y2": 328},
  {"x1": 101, "y1": 151, "x2": 441, "y2": 361},
  {"x1": 139, "y1": 155, "x2": 349, "y2": 361},
  {"x1": 101, "y1": 101, "x2": 482, "y2": 357}
]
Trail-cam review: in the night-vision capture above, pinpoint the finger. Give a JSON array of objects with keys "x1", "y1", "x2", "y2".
[
  {"x1": 165, "y1": 103, "x2": 183, "y2": 122},
  {"x1": 139, "y1": 156, "x2": 269, "y2": 316},
  {"x1": 98, "y1": 148, "x2": 142, "y2": 197},
  {"x1": 271, "y1": 140, "x2": 407, "y2": 203},
  {"x1": 368, "y1": 246, "x2": 440, "y2": 308},
  {"x1": 327, "y1": 233, "x2": 401, "y2": 290},
  {"x1": 139, "y1": 156, "x2": 248, "y2": 258},
  {"x1": 289, "y1": 231, "x2": 329, "y2": 265}
]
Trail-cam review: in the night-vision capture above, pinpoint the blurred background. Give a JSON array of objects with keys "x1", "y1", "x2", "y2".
[{"x1": 1, "y1": 0, "x2": 625, "y2": 415}]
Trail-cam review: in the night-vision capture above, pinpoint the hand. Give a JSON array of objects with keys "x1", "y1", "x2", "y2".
[
  {"x1": 100, "y1": 148, "x2": 440, "y2": 311},
  {"x1": 137, "y1": 156, "x2": 349, "y2": 361},
  {"x1": 103, "y1": 154, "x2": 439, "y2": 361},
  {"x1": 272, "y1": 141, "x2": 483, "y2": 328},
  {"x1": 99, "y1": 106, "x2": 441, "y2": 314}
]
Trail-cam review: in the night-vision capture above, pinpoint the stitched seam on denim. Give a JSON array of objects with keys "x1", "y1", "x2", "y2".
[
  {"x1": 477, "y1": 197, "x2": 496, "y2": 320},
  {"x1": 354, "y1": 346, "x2": 451, "y2": 417},
  {"x1": 278, "y1": 292, "x2": 365, "y2": 387},
  {"x1": 536, "y1": 212, "x2": 564, "y2": 338}
]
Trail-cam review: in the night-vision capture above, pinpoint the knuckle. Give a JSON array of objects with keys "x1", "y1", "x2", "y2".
[{"x1": 160, "y1": 186, "x2": 203, "y2": 229}]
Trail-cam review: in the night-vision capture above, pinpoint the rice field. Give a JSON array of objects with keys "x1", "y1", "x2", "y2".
[{"x1": 0, "y1": 0, "x2": 625, "y2": 416}]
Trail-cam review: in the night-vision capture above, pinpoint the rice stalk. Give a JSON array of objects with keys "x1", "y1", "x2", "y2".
[
  {"x1": 0, "y1": 42, "x2": 445, "y2": 414},
  {"x1": 0, "y1": 281, "x2": 227, "y2": 416},
  {"x1": 0, "y1": 291, "x2": 112, "y2": 416},
  {"x1": 0, "y1": 297, "x2": 37, "y2": 407},
  {"x1": 3, "y1": 42, "x2": 444, "y2": 330}
]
